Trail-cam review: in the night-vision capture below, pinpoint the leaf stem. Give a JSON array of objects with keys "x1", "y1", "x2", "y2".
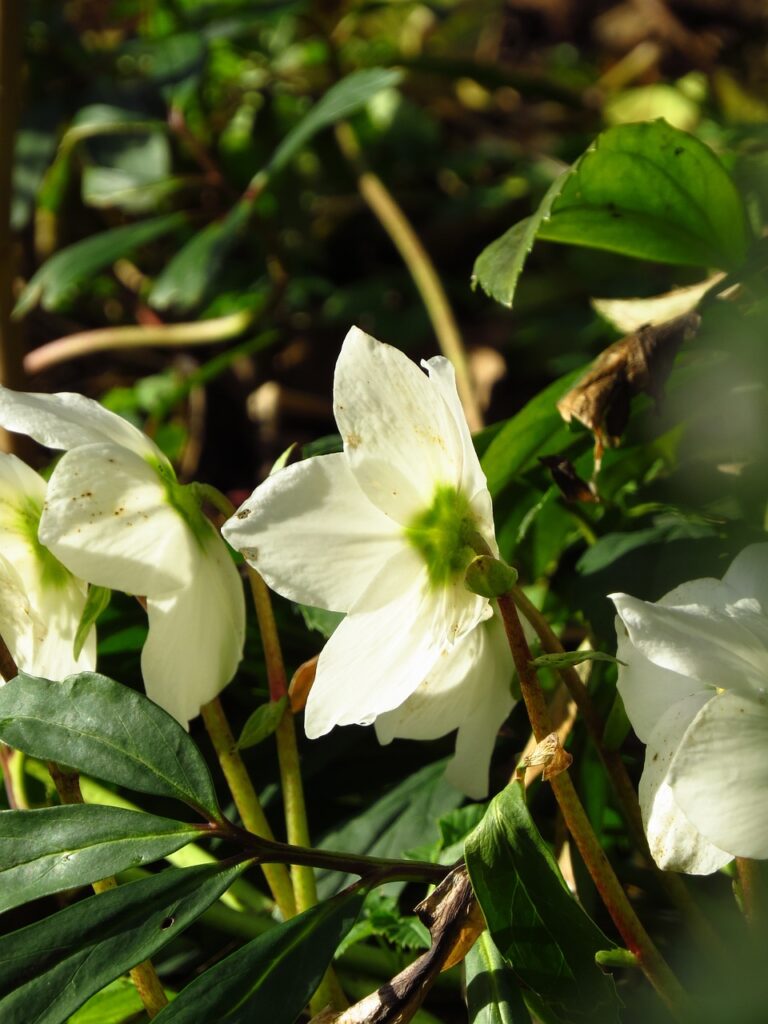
[
  {"x1": 334, "y1": 120, "x2": 482, "y2": 432},
  {"x1": 495, "y1": 590, "x2": 689, "y2": 1018},
  {"x1": 200, "y1": 696, "x2": 297, "y2": 920}
]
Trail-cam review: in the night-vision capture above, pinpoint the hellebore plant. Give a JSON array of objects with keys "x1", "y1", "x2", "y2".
[
  {"x1": 613, "y1": 542, "x2": 768, "y2": 874},
  {"x1": 0, "y1": 452, "x2": 95, "y2": 681},
  {"x1": 0, "y1": 388, "x2": 245, "y2": 725},
  {"x1": 223, "y1": 326, "x2": 514, "y2": 798}
]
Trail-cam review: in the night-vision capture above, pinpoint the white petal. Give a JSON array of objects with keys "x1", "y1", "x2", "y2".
[
  {"x1": 670, "y1": 691, "x2": 768, "y2": 859},
  {"x1": 376, "y1": 613, "x2": 514, "y2": 799},
  {"x1": 0, "y1": 386, "x2": 164, "y2": 461},
  {"x1": 40, "y1": 443, "x2": 196, "y2": 596},
  {"x1": 614, "y1": 615, "x2": 703, "y2": 743},
  {"x1": 639, "y1": 694, "x2": 731, "y2": 874},
  {"x1": 611, "y1": 591, "x2": 768, "y2": 694},
  {"x1": 422, "y1": 357, "x2": 497, "y2": 553},
  {"x1": 142, "y1": 530, "x2": 245, "y2": 726},
  {"x1": 305, "y1": 547, "x2": 487, "y2": 737},
  {"x1": 31, "y1": 577, "x2": 96, "y2": 680},
  {"x1": 0, "y1": 555, "x2": 39, "y2": 679},
  {"x1": 222, "y1": 453, "x2": 402, "y2": 612},
  {"x1": 722, "y1": 543, "x2": 768, "y2": 611},
  {"x1": 333, "y1": 327, "x2": 464, "y2": 523}
]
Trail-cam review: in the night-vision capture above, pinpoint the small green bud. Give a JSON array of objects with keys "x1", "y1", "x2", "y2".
[{"x1": 464, "y1": 555, "x2": 518, "y2": 598}]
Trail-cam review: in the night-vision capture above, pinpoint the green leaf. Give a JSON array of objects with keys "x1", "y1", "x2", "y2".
[
  {"x1": 480, "y1": 367, "x2": 585, "y2": 498},
  {"x1": 0, "y1": 805, "x2": 201, "y2": 913},
  {"x1": 529, "y1": 651, "x2": 625, "y2": 671},
  {"x1": 297, "y1": 603, "x2": 345, "y2": 638},
  {"x1": 316, "y1": 760, "x2": 463, "y2": 899},
  {"x1": 0, "y1": 672, "x2": 221, "y2": 819},
  {"x1": 14, "y1": 212, "x2": 186, "y2": 318},
  {"x1": 74, "y1": 585, "x2": 111, "y2": 660},
  {"x1": 465, "y1": 781, "x2": 620, "y2": 1024},
  {"x1": 67, "y1": 977, "x2": 147, "y2": 1024},
  {"x1": 237, "y1": 696, "x2": 287, "y2": 750},
  {"x1": 538, "y1": 120, "x2": 750, "y2": 270},
  {"x1": 266, "y1": 67, "x2": 402, "y2": 177},
  {"x1": 153, "y1": 890, "x2": 364, "y2": 1023},
  {"x1": 0, "y1": 861, "x2": 248, "y2": 1024},
  {"x1": 472, "y1": 170, "x2": 571, "y2": 308},
  {"x1": 465, "y1": 932, "x2": 532, "y2": 1024}
]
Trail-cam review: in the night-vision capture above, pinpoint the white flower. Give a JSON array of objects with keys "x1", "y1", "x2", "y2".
[
  {"x1": 0, "y1": 452, "x2": 95, "y2": 680},
  {"x1": 223, "y1": 326, "x2": 514, "y2": 798},
  {"x1": 0, "y1": 388, "x2": 245, "y2": 726},
  {"x1": 612, "y1": 542, "x2": 768, "y2": 874}
]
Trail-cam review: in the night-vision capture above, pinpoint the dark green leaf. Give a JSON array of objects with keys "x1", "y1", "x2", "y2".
[
  {"x1": 0, "y1": 805, "x2": 201, "y2": 913},
  {"x1": 266, "y1": 67, "x2": 402, "y2": 177},
  {"x1": 317, "y1": 760, "x2": 463, "y2": 898},
  {"x1": 14, "y1": 213, "x2": 186, "y2": 318},
  {"x1": 0, "y1": 861, "x2": 248, "y2": 1024},
  {"x1": 465, "y1": 932, "x2": 532, "y2": 1024},
  {"x1": 538, "y1": 121, "x2": 750, "y2": 270},
  {"x1": 465, "y1": 781, "x2": 620, "y2": 1024},
  {"x1": 529, "y1": 651, "x2": 624, "y2": 671},
  {"x1": 480, "y1": 367, "x2": 585, "y2": 498},
  {"x1": 237, "y1": 696, "x2": 288, "y2": 750},
  {"x1": 0, "y1": 672, "x2": 221, "y2": 819},
  {"x1": 74, "y1": 586, "x2": 111, "y2": 660},
  {"x1": 153, "y1": 890, "x2": 364, "y2": 1023},
  {"x1": 472, "y1": 171, "x2": 571, "y2": 308}
]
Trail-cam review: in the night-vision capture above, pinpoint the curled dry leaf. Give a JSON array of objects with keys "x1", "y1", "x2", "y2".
[
  {"x1": 539, "y1": 455, "x2": 598, "y2": 503},
  {"x1": 310, "y1": 866, "x2": 484, "y2": 1024},
  {"x1": 288, "y1": 654, "x2": 318, "y2": 712},
  {"x1": 518, "y1": 730, "x2": 573, "y2": 782},
  {"x1": 557, "y1": 311, "x2": 700, "y2": 469},
  {"x1": 591, "y1": 273, "x2": 723, "y2": 333}
]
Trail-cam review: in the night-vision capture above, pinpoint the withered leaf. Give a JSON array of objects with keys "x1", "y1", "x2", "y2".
[
  {"x1": 311, "y1": 866, "x2": 483, "y2": 1024},
  {"x1": 539, "y1": 454, "x2": 598, "y2": 503},
  {"x1": 557, "y1": 311, "x2": 700, "y2": 468}
]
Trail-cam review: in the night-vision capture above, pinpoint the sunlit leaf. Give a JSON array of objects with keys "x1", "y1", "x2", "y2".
[
  {"x1": 153, "y1": 890, "x2": 364, "y2": 1023},
  {"x1": 74, "y1": 585, "x2": 111, "y2": 660},
  {"x1": 465, "y1": 932, "x2": 532, "y2": 1024},
  {"x1": 14, "y1": 213, "x2": 186, "y2": 317},
  {"x1": 0, "y1": 861, "x2": 248, "y2": 1024},
  {"x1": 0, "y1": 805, "x2": 202, "y2": 913},
  {"x1": 237, "y1": 696, "x2": 287, "y2": 750},
  {"x1": 465, "y1": 781, "x2": 620, "y2": 1024},
  {"x1": 0, "y1": 672, "x2": 221, "y2": 819}
]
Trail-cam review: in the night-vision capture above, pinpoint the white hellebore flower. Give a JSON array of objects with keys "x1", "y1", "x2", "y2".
[
  {"x1": 0, "y1": 387, "x2": 245, "y2": 726},
  {"x1": 223, "y1": 326, "x2": 514, "y2": 799},
  {"x1": 612, "y1": 542, "x2": 768, "y2": 874},
  {"x1": 0, "y1": 451, "x2": 95, "y2": 680}
]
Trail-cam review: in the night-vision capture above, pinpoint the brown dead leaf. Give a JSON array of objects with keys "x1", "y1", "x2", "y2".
[
  {"x1": 288, "y1": 654, "x2": 318, "y2": 712},
  {"x1": 310, "y1": 866, "x2": 484, "y2": 1024},
  {"x1": 539, "y1": 455, "x2": 598, "y2": 503},
  {"x1": 557, "y1": 311, "x2": 700, "y2": 469},
  {"x1": 518, "y1": 731, "x2": 573, "y2": 782}
]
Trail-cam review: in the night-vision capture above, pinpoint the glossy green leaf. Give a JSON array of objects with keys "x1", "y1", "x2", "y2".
[
  {"x1": 0, "y1": 672, "x2": 221, "y2": 819},
  {"x1": 480, "y1": 367, "x2": 584, "y2": 498},
  {"x1": 0, "y1": 805, "x2": 201, "y2": 913},
  {"x1": 74, "y1": 585, "x2": 111, "y2": 660},
  {"x1": 237, "y1": 696, "x2": 288, "y2": 750},
  {"x1": 14, "y1": 212, "x2": 186, "y2": 317},
  {"x1": 465, "y1": 781, "x2": 620, "y2": 1024},
  {"x1": 465, "y1": 932, "x2": 532, "y2": 1024},
  {"x1": 153, "y1": 890, "x2": 364, "y2": 1023},
  {"x1": 67, "y1": 977, "x2": 147, "y2": 1024},
  {"x1": 266, "y1": 67, "x2": 402, "y2": 177},
  {"x1": 0, "y1": 861, "x2": 248, "y2": 1024},
  {"x1": 538, "y1": 120, "x2": 750, "y2": 270},
  {"x1": 472, "y1": 170, "x2": 571, "y2": 308}
]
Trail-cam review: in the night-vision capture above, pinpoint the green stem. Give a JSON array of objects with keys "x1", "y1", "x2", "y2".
[
  {"x1": 495, "y1": 591, "x2": 688, "y2": 1018},
  {"x1": 47, "y1": 763, "x2": 169, "y2": 1017},
  {"x1": 200, "y1": 697, "x2": 297, "y2": 920},
  {"x1": 511, "y1": 584, "x2": 725, "y2": 957},
  {"x1": 334, "y1": 120, "x2": 482, "y2": 433}
]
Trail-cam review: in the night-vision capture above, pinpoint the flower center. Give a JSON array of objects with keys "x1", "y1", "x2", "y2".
[
  {"x1": 12, "y1": 495, "x2": 70, "y2": 589},
  {"x1": 405, "y1": 484, "x2": 477, "y2": 588},
  {"x1": 152, "y1": 459, "x2": 212, "y2": 549}
]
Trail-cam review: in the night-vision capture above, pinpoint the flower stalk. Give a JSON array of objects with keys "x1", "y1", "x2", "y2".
[{"x1": 495, "y1": 588, "x2": 688, "y2": 1017}]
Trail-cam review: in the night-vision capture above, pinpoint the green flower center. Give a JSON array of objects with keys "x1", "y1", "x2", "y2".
[
  {"x1": 12, "y1": 495, "x2": 70, "y2": 590},
  {"x1": 405, "y1": 484, "x2": 478, "y2": 588}
]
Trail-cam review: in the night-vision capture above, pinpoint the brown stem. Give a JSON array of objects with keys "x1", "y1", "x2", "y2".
[{"x1": 496, "y1": 591, "x2": 688, "y2": 1017}]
